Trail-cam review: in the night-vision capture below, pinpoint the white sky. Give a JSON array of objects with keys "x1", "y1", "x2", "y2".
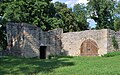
[
  {"x1": 52, "y1": 0, "x2": 96, "y2": 28},
  {"x1": 52, "y1": 0, "x2": 88, "y2": 8}
]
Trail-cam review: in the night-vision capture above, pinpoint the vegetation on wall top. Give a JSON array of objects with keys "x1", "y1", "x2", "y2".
[{"x1": 112, "y1": 36, "x2": 119, "y2": 50}]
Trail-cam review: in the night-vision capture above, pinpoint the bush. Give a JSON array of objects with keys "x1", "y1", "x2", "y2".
[
  {"x1": 0, "y1": 47, "x2": 3, "y2": 51},
  {"x1": 112, "y1": 36, "x2": 119, "y2": 50},
  {"x1": 102, "y1": 51, "x2": 120, "y2": 57}
]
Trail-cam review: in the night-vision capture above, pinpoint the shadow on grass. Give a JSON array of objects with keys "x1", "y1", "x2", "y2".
[
  {"x1": 56, "y1": 56, "x2": 73, "y2": 58},
  {"x1": 0, "y1": 56, "x2": 74, "y2": 75}
]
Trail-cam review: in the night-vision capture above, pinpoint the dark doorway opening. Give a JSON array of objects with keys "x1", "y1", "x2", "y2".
[{"x1": 40, "y1": 46, "x2": 47, "y2": 59}]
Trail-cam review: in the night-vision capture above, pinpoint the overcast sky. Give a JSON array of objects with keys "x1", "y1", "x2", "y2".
[
  {"x1": 52, "y1": 0, "x2": 88, "y2": 8},
  {"x1": 52, "y1": 0, "x2": 96, "y2": 28}
]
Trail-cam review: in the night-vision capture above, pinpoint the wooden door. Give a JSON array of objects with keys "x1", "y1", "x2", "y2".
[{"x1": 80, "y1": 39, "x2": 98, "y2": 56}]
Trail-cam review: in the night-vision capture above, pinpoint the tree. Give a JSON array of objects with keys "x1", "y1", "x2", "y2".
[
  {"x1": 87, "y1": 0, "x2": 116, "y2": 29},
  {"x1": 0, "y1": 0, "x2": 55, "y2": 31},
  {"x1": 47, "y1": 18, "x2": 64, "y2": 30},
  {"x1": 73, "y1": 4, "x2": 88, "y2": 30},
  {"x1": 54, "y1": 2, "x2": 85, "y2": 32},
  {"x1": 114, "y1": 1, "x2": 120, "y2": 31},
  {"x1": 0, "y1": 16, "x2": 7, "y2": 50},
  {"x1": 54, "y1": 2, "x2": 73, "y2": 32},
  {"x1": 114, "y1": 17, "x2": 120, "y2": 31}
]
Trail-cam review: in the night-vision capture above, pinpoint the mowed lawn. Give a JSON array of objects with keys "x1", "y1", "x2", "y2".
[{"x1": 0, "y1": 56, "x2": 120, "y2": 75}]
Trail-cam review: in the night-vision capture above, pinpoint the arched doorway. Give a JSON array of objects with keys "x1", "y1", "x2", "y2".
[{"x1": 80, "y1": 39, "x2": 99, "y2": 56}]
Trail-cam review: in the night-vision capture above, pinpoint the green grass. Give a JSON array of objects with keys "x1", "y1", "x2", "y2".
[
  {"x1": 102, "y1": 51, "x2": 120, "y2": 57},
  {"x1": 1, "y1": 56, "x2": 120, "y2": 75}
]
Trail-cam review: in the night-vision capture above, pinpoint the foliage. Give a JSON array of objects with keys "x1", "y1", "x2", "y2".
[
  {"x1": 102, "y1": 51, "x2": 120, "y2": 57},
  {"x1": 114, "y1": 17, "x2": 120, "y2": 31},
  {"x1": 112, "y1": 36, "x2": 119, "y2": 50},
  {"x1": 0, "y1": 0, "x2": 55, "y2": 31},
  {"x1": 73, "y1": 4, "x2": 89, "y2": 30},
  {"x1": 1, "y1": 56, "x2": 120, "y2": 74},
  {"x1": 0, "y1": 0, "x2": 88, "y2": 32},
  {"x1": 115, "y1": 0, "x2": 120, "y2": 14},
  {"x1": 114, "y1": 1, "x2": 120, "y2": 31},
  {"x1": 0, "y1": 25, "x2": 7, "y2": 50},
  {"x1": 54, "y1": 2, "x2": 88, "y2": 32},
  {"x1": 47, "y1": 18, "x2": 64, "y2": 30},
  {"x1": 87, "y1": 0, "x2": 116, "y2": 29}
]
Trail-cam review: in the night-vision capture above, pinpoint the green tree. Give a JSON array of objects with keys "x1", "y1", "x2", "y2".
[
  {"x1": 47, "y1": 18, "x2": 64, "y2": 30},
  {"x1": 54, "y1": 2, "x2": 81, "y2": 32},
  {"x1": 73, "y1": 4, "x2": 88, "y2": 30},
  {"x1": 54, "y1": 2, "x2": 88, "y2": 32},
  {"x1": 87, "y1": 0, "x2": 116, "y2": 29},
  {"x1": 114, "y1": 1, "x2": 120, "y2": 31},
  {"x1": 0, "y1": 17, "x2": 7, "y2": 50},
  {"x1": 0, "y1": 0, "x2": 55, "y2": 31},
  {"x1": 114, "y1": 17, "x2": 120, "y2": 31}
]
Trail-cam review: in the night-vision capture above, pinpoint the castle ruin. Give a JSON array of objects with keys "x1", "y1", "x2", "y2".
[{"x1": 6, "y1": 23, "x2": 120, "y2": 58}]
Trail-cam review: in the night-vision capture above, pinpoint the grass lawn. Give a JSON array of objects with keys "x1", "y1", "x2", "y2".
[{"x1": 0, "y1": 56, "x2": 120, "y2": 75}]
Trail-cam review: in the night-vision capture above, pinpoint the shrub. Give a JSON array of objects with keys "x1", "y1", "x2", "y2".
[
  {"x1": 112, "y1": 36, "x2": 119, "y2": 50},
  {"x1": 102, "y1": 51, "x2": 120, "y2": 57},
  {"x1": 48, "y1": 54, "x2": 57, "y2": 59}
]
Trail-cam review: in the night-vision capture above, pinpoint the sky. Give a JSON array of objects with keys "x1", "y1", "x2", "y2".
[
  {"x1": 52, "y1": 0, "x2": 88, "y2": 8},
  {"x1": 52, "y1": 0, "x2": 96, "y2": 28}
]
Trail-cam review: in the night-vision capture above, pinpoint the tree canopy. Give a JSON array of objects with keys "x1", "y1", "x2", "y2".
[
  {"x1": 87, "y1": 0, "x2": 116, "y2": 29},
  {"x1": 73, "y1": 4, "x2": 88, "y2": 30}
]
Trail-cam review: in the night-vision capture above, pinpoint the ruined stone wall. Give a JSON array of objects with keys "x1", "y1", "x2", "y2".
[
  {"x1": 6, "y1": 23, "x2": 63, "y2": 58},
  {"x1": 7, "y1": 23, "x2": 120, "y2": 58},
  {"x1": 6, "y1": 23, "x2": 41, "y2": 58},
  {"x1": 61, "y1": 29, "x2": 108, "y2": 56},
  {"x1": 116, "y1": 31, "x2": 120, "y2": 51},
  {"x1": 46, "y1": 28, "x2": 63, "y2": 56},
  {"x1": 7, "y1": 23, "x2": 23, "y2": 56},
  {"x1": 107, "y1": 29, "x2": 120, "y2": 52}
]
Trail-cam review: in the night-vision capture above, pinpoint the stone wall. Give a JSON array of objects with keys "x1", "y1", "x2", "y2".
[
  {"x1": 6, "y1": 23, "x2": 63, "y2": 58},
  {"x1": 107, "y1": 29, "x2": 120, "y2": 53},
  {"x1": 46, "y1": 28, "x2": 63, "y2": 56},
  {"x1": 61, "y1": 29, "x2": 108, "y2": 56},
  {"x1": 6, "y1": 23, "x2": 120, "y2": 58},
  {"x1": 38, "y1": 28, "x2": 63, "y2": 58},
  {"x1": 6, "y1": 23, "x2": 41, "y2": 57},
  {"x1": 115, "y1": 31, "x2": 120, "y2": 51}
]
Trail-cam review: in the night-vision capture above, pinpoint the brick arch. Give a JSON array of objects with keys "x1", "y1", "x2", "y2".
[{"x1": 80, "y1": 39, "x2": 99, "y2": 56}]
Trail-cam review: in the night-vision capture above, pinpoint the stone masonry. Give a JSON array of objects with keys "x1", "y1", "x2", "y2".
[
  {"x1": 6, "y1": 23, "x2": 120, "y2": 58},
  {"x1": 6, "y1": 23, "x2": 63, "y2": 58},
  {"x1": 61, "y1": 29, "x2": 108, "y2": 56}
]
